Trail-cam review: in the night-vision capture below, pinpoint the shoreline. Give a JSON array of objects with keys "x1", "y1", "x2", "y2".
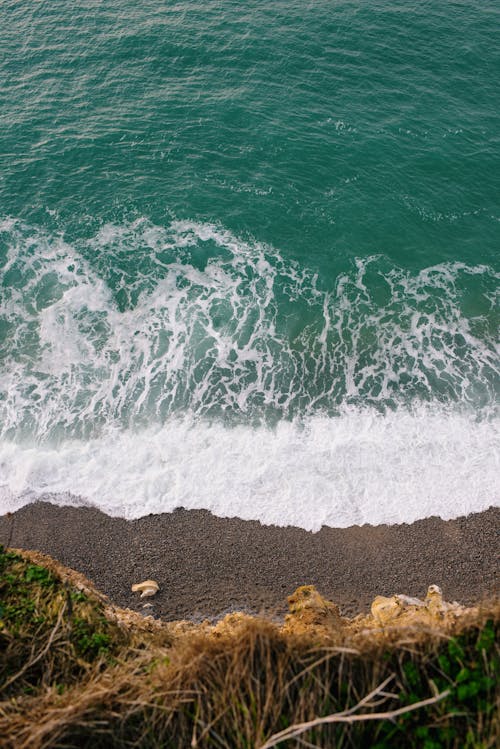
[{"x1": 0, "y1": 501, "x2": 498, "y2": 620}]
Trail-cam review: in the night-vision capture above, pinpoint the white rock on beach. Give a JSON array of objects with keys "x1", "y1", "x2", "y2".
[{"x1": 131, "y1": 580, "x2": 159, "y2": 598}]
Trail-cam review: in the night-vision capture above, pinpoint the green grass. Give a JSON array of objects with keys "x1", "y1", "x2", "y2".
[{"x1": 0, "y1": 545, "x2": 124, "y2": 698}]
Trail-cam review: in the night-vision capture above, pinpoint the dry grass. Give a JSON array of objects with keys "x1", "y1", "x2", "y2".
[{"x1": 1, "y1": 545, "x2": 498, "y2": 748}]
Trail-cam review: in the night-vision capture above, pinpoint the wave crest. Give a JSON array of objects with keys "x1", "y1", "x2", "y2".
[{"x1": 0, "y1": 217, "x2": 498, "y2": 443}]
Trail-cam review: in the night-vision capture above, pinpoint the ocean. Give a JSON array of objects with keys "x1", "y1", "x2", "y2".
[{"x1": 0, "y1": 1, "x2": 498, "y2": 530}]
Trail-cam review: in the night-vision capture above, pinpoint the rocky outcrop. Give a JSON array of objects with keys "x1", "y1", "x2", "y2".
[
  {"x1": 282, "y1": 585, "x2": 345, "y2": 637},
  {"x1": 276, "y1": 583, "x2": 473, "y2": 641},
  {"x1": 369, "y1": 584, "x2": 467, "y2": 627}
]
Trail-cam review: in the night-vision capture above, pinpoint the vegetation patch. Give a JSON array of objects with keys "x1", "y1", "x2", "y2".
[
  {"x1": 0, "y1": 545, "x2": 126, "y2": 697},
  {"x1": 0, "y1": 546, "x2": 498, "y2": 748}
]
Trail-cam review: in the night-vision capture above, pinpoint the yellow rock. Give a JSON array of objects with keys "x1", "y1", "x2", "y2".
[
  {"x1": 284, "y1": 585, "x2": 344, "y2": 636},
  {"x1": 424, "y1": 584, "x2": 444, "y2": 615},
  {"x1": 367, "y1": 585, "x2": 469, "y2": 628},
  {"x1": 370, "y1": 595, "x2": 404, "y2": 624},
  {"x1": 211, "y1": 612, "x2": 257, "y2": 638}
]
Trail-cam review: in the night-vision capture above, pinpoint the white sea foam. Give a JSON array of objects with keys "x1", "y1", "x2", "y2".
[
  {"x1": 0, "y1": 407, "x2": 498, "y2": 530},
  {"x1": 1, "y1": 217, "x2": 498, "y2": 433},
  {"x1": 0, "y1": 217, "x2": 498, "y2": 528}
]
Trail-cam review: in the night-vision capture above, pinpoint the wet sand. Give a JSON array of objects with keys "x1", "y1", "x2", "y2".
[{"x1": 0, "y1": 502, "x2": 498, "y2": 620}]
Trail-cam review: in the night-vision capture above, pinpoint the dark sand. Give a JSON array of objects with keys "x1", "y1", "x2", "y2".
[{"x1": 0, "y1": 502, "x2": 498, "y2": 620}]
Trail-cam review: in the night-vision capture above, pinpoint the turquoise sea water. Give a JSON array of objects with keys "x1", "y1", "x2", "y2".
[{"x1": 0, "y1": 1, "x2": 498, "y2": 528}]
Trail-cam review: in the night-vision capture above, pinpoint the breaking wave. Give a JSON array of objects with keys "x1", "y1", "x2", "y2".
[{"x1": 0, "y1": 217, "x2": 498, "y2": 528}]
